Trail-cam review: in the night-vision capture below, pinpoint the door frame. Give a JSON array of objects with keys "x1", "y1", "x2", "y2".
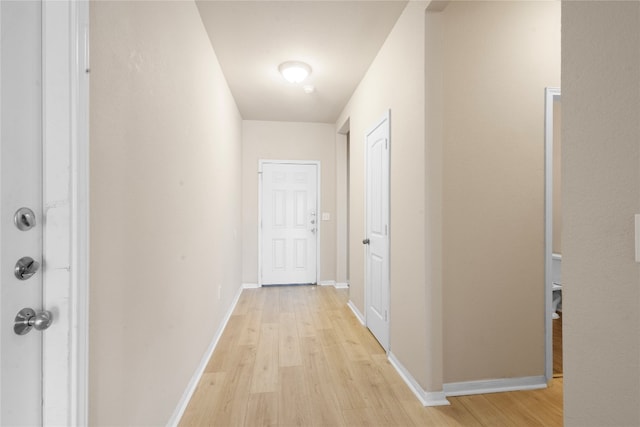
[
  {"x1": 41, "y1": 1, "x2": 89, "y2": 424},
  {"x1": 544, "y1": 87, "x2": 561, "y2": 381},
  {"x1": 258, "y1": 160, "x2": 321, "y2": 286},
  {"x1": 364, "y1": 110, "x2": 391, "y2": 350}
]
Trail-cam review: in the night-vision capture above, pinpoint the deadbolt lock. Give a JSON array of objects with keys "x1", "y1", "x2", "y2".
[
  {"x1": 14, "y1": 256, "x2": 40, "y2": 280},
  {"x1": 14, "y1": 207, "x2": 36, "y2": 231}
]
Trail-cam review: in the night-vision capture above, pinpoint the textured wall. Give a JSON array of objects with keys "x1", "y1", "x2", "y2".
[
  {"x1": 440, "y1": 1, "x2": 560, "y2": 383},
  {"x1": 563, "y1": 2, "x2": 640, "y2": 425},
  {"x1": 90, "y1": 1, "x2": 243, "y2": 424}
]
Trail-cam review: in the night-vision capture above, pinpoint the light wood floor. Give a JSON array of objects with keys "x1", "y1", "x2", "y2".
[
  {"x1": 553, "y1": 312, "x2": 563, "y2": 377},
  {"x1": 179, "y1": 285, "x2": 563, "y2": 426}
]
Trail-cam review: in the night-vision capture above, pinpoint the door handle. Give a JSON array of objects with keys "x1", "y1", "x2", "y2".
[
  {"x1": 14, "y1": 308, "x2": 53, "y2": 335},
  {"x1": 363, "y1": 238, "x2": 370, "y2": 245},
  {"x1": 14, "y1": 256, "x2": 40, "y2": 280}
]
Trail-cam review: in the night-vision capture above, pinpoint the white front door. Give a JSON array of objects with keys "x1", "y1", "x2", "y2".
[
  {"x1": 1, "y1": 2, "x2": 89, "y2": 424},
  {"x1": 1, "y1": 1, "x2": 45, "y2": 424},
  {"x1": 365, "y1": 112, "x2": 390, "y2": 350},
  {"x1": 261, "y1": 162, "x2": 318, "y2": 285}
]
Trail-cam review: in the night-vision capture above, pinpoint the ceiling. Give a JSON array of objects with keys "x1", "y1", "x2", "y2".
[{"x1": 196, "y1": 1, "x2": 408, "y2": 123}]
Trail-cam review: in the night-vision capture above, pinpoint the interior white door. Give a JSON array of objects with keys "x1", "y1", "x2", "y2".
[
  {"x1": 365, "y1": 112, "x2": 390, "y2": 350},
  {"x1": 261, "y1": 162, "x2": 318, "y2": 285},
  {"x1": 0, "y1": 1, "x2": 45, "y2": 424}
]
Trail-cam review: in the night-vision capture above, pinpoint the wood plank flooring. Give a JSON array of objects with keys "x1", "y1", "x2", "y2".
[
  {"x1": 179, "y1": 285, "x2": 563, "y2": 426},
  {"x1": 553, "y1": 312, "x2": 563, "y2": 377}
]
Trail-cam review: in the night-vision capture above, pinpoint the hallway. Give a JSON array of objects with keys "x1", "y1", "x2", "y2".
[{"x1": 179, "y1": 286, "x2": 563, "y2": 426}]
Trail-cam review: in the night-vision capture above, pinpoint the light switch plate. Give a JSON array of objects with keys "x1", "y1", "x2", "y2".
[{"x1": 321, "y1": 212, "x2": 330, "y2": 221}]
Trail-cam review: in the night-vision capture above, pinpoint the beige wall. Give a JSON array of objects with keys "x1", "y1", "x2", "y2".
[
  {"x1": 440, "y1": 1, "x2": 560, "y2": 382},
  {"x1": 241, "y1": 120, "x2": 336, "y2": 284},
  {"x1": 336, "y1": 2, "x2": 435, "y2": 390},
  {"x1": 563, "y1": 2, "x2": 640, "y2": 425},
  {"x1": 90, "y1": 2, "x2": 243, "y2": 425},
  {"x1": 425, "y1": 4, "x2": 445, "y2": 392}
]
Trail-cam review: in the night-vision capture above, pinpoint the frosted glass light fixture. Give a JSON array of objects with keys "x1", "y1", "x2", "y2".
[{"x1": 279, "y1": 61, "x2": 311, "y2": 83}]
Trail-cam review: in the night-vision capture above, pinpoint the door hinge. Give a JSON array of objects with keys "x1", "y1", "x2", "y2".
[
  {"x1": 384, "y1": 310, "x2": 388, "y2": 321},
  {"x1": 385, "y1": 224, "x2": 388, "y2": 235}
]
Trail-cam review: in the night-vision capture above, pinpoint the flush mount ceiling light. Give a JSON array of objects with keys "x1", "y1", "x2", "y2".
[{"x1": 279, "y1": 61, "x2": 312, "y2": 84}]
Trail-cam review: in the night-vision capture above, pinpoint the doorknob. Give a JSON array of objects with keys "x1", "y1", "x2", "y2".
[
  {"x1": 14, "y1": 308, "x2": 53, "y2": 335},
  {"x1": 14, "y1": 257, "x2": 40, "y2": 280},
  {"x1": 14, "y1": 207, "x2": 36, "y2": 231},
  {"x1": 363, "y1": 238, "x2": 370, "y2": 245}
]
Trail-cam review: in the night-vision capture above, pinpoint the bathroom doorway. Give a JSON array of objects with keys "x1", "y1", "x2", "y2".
[{"x1": 545, "y1": 87, "x2": 562, "y2": 379}]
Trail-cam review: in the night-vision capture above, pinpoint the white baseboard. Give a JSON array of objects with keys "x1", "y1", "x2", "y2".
[
  {"x1": 167, "y1": 284, "x2": 245, "y2": 426},
  {"x1": 245, "y1": 282, "x2": 345, "y2": 289},
  {"x1": 347, "y1": 300, "x2": 365, "y2": 325},
  {"x1": 345, "y1": 301, "x2": 449, "y2": 408},
  {"x1": 443, "y1": 375, "x2": 547, "y2": 397},
  {"x1": 388, "y1": 353, "x2": 450, "y2": 406},
  {"x1": 319, "y1": 280, "x2": 349, "y2": 289},
  {"x1": 319, "y1": 280, "x2": 336, "y2": 286}
]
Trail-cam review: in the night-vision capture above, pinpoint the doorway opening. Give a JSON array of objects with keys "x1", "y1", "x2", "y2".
[
  {"x1": 337, "y1": 119, "x2": 351, "y2": 289},
  {"x1": 545, "y1": 87, "x2": 562, "y2": 380}
]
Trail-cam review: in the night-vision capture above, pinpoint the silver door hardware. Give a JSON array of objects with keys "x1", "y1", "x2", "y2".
[
  {"x1": 310, "y1": 212, "x2": 317, "y2": 232},
  {"x1": 14, "y1": 207, "x2": 36, "y2": 231},
  {"x1": 14, "y1": 257, "x2": 40, "y2": 280},
  {"x1": 363, "y1": 238, "x2": 370, "y2": 245},
  {"x1": 14, "y1": 308, "x2": 53, "y2": 335}
]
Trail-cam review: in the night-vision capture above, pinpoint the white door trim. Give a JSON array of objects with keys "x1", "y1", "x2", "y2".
[
  {"x1": 258, "y1": 160, "x2": 321, "y2": 286},
  {"x1": 41, "y1": 1, "x2": 89, "y2": 425},
  {"x1": 544, "y1": 87, "x2": 561, "y2": 382}
]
